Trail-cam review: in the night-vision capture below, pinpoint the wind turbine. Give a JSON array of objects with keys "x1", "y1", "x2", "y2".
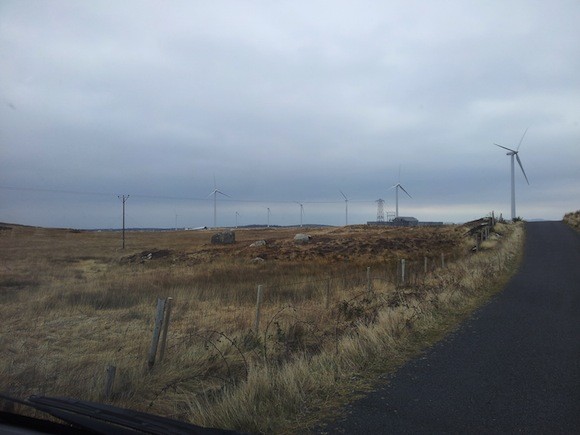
[
  {"x1": 235, "y1": 211, "x2": 240, "y2": 228},
  {"x1": 295, "y1": 202, "x2": 304, "y2": 227},
  {"x1": 390, "y1": 167, "x2": 412, "y2": 218},
  {"x1": 266, "y1": 207, "x2": 271, "y2": 228},
  {"x1": 494, "y1": 128, "x2": 530, "y2": 221},
  {"x1": 208, "y1": 176, "x2": 230, "y2": 228},
  {"x1": 340, "y1": 190, "x2": 349, "y2": 226}
]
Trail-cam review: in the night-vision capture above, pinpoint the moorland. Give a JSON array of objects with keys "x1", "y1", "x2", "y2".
[{"x1": 0, "y1": 221, "x2": 523, "y2": 433}]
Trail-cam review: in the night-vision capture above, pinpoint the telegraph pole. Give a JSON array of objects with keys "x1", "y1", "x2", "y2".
[{"x1": 118, "y1": 195, "x2": 129, "y2": 249}]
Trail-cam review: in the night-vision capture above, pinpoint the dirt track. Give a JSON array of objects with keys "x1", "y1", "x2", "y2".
[{"x1": 317, "y1": 221, "x2": 580, "y2": 433}]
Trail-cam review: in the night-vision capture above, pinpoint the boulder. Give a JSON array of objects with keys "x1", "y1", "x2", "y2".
[
  {"x1": 251, "y1": 257, "x2": 265, "y2": 263},
  {"x1": 250, "y1": 240, "x2": 267, "y2": 247},
  {"x1": 211, "y1": 231, "x2": 236, "y2": 244},
  {"x1": 294, "y1": 233, "x2": 311, "y2": 244}
]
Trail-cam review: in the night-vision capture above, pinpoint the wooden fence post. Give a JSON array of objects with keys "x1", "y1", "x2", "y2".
[
  {"x1": 158, "y1": 297, "x2": 173, "y2": 363},
  {"x1": 401, "y1": 259, "x2": 406, "y2": 286},
  {"x1": 424, "y1": 256, "x2": 428, "y2": 275},
  {"x1": 441, "y1": 253, "x2": 445, "y2": 268},
  {"x1": 148, "y1": 298, "x2": 167, "y2": 369},
  {"x1": 104, "y1": 364, "x2": 116, "y2": 400},
  {"x1": 366, "y1": 267, "x2": 371, "y2": 292},
  {"x1": 254, "y1": 285, "x2": 264, "y2": 332}
]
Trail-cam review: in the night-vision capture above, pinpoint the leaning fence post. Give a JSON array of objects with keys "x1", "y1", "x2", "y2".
[
  {"x1": 254, "y1": 285, "x2": 264, "y2": 332},
  {"x1": 158, "y1": 297, "x2": 173, "y2": 363},
  {"x1": 148, "y1": 298, "x2": 167, "y2": 369},
  {"x1": 104, "y1": 364, "x2": 116, "y2": 400},
  {"x1": 401, "y1": 259, "x2": 406, "y2": 286}
]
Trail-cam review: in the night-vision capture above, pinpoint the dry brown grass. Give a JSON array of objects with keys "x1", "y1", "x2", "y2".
[
  {"x1": 0, "y1": 221, "x2": 523, "y2": 433},
  {"x1": 563, "y1": 210, "x2": 580, "y2": 232}
]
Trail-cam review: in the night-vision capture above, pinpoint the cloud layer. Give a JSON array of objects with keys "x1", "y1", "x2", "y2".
[{"x1": 1, "y1": 1, "x2": 579, "y2": 228}]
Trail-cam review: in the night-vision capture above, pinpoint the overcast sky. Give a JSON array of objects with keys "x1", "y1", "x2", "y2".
[{"x1": 1, "y1": 0, "x2": 579, "y2": 229}]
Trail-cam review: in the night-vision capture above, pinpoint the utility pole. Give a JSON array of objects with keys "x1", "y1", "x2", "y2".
[{"x1": 118, "y1": 195, "x2": 129, "y2": 249}]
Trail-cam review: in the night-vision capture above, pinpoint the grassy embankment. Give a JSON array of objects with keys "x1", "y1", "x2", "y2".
[
  {"x1": 563, "y1": 210, "x2": 580, "y2": 232},
  {"x1": 0, "y1": 221, "x2": 523, "y2": 433}
]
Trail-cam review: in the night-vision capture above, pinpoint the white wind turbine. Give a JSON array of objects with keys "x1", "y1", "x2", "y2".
[
  {"x1": 340, "y1": 190, "x2": 349, "y2": 226},
  {"x1": 295, "y1": 202, "x2": 304, "y2": 227},
  {"x1": 208, "y1": 176, "x2": 230, "y2": 228},
  {"x1": 494, "y1": 128, "x2": 530, "y2": 221},
  {"x1": 390, "y1": 167, "x2": 412, "y2": 218}
]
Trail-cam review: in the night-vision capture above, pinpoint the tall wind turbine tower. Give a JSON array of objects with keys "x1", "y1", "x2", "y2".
[
  {"x1": 494, "y1": 129, "x2": 530, "y2": 220},
  {"x1": 295, "y1": 202, "x2": 304, "y2": 227},
  {"x1": 208, "y1": 176, "x2": 230, "y2": 228},
  {"x1": 340, "y1": 190, "x2": 349, "y2": 226},
  {"x1": 391, "y1": 167, "x2": 412, "y2": 218}
]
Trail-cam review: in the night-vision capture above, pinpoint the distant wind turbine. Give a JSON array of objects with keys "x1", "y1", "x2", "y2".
[
  {"x1": 340, "y1": 190, "x2": 349, "y2": 226},
  {"x1": 235, "y1": 211, "x2": 240, "y2": 228},
  {"x1": 295, "y1": 202, "x2": 304, "y2": 227},
  {"x1": 208, "y1": 176, "x2": 230, "y2": 228},
  {"x1": 267, "y1": 207, "x2": 271, "y2": 228},
  {"x1": 494, "y1": 128, "x2": 530, "y2": 221},
  {"x1": 390, "y1": 166, "x2": 412, "y2": 218}
]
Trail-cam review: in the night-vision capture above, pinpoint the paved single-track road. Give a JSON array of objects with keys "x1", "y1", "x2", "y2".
[{"x1": 319, "y1": 221, "x2": 580, "y2": 434}]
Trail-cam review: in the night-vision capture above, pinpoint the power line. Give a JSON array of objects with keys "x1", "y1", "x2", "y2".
[{"x1": 0, "y1": 184, "x2": 380, "y2": 205}]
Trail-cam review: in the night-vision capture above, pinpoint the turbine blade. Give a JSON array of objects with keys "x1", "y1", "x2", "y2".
[
  {"x1": 399, "y1": 185, "x2": 412, "y2": 199},
  {"x1": 207, "y1": 189, "x2": 217, "y2": 198},
  {"x1": 515, "y1": 154, "x2": 530, "y2": 185},
  {"x1": 517, "y1": 127, "x2": 528, "y2": 151},
  {"x1": 340, "y1": 190, "x2": 348, "y2": 200},
  {"x1": 216, "y1": 190, "x2": 231, "y2": 198},
  {"x1": 494, "y1": 143, "x2": 516, "y2": 152}
]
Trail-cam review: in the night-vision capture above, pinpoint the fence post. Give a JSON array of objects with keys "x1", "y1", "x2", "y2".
[
  {"x1": 148, "y1": 298, "x2": 167, "y2": 369},
  {"x1": 424, "y1": 256, "x2": 428, "y2": 275},
  {"x1": 104, "y1": 364, "x2": 116, "y2": 400},
  {"x1": 158, "y1": 297, "x2": 173, "y2": 363},
  {"x1": 441, "y1": 253, "x2": 445, "y2": 268},
  {"x1": 401, "y1": 259, "x2": 406, "y2": 286},
  {"x1": 254, "y1": 285, "x2": 264, "y2": 332},
  {"x1": 366, "y1": 267, "x2": 371, "y2": 292}
]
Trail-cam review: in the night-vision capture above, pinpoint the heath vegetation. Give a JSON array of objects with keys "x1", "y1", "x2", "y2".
[
  {"x1": 563, "y1": 210, "x2": 580, "y2": 232},
  {"x1": 0, "y1": 220, "x2": 523, "y2": 433}
]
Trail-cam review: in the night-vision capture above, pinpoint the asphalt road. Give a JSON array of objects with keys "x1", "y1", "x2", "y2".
[{"x1": 318, "y1": 221, "x2": 580, "y2": 434}]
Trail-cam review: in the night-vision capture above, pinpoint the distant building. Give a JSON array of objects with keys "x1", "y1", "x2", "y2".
[
  {"x1": 392, "y1": 216, "x2": 419, "y2": 226},
  {"x1": 367, "y1": 216, "x2": 443, "y2": 227}
]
